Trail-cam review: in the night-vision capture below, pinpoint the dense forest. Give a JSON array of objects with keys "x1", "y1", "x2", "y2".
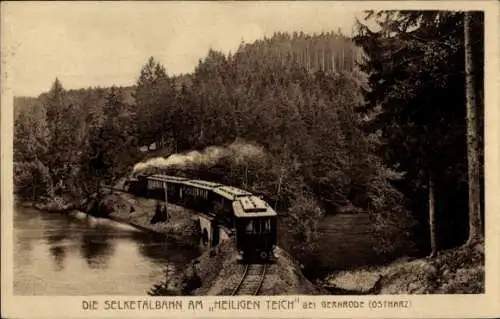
[{"x1": 14, "y1": 11, "x2": 484, "y2": 269}]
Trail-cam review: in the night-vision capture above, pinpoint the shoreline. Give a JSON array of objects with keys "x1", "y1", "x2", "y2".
[{"x1": 18, "y1": 195, "x2": 202, "y2": 247}]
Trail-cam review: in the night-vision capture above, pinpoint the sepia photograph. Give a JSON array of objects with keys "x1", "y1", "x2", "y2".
[{"x1": 1, "y1": 1, "x2": 499, "y2": 318}]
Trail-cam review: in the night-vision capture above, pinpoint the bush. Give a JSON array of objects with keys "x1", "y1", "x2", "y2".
[
  {"x1": 14, "y1": 160, "x2": 51, "y2": 201},
  {"x1": 147, "y1": 265, "x2": 182, "y2": 296}
]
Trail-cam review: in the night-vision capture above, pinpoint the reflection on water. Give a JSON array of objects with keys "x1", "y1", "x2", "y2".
[
  {"x1": 46, "y1": 232, "x2": 67, "y2": 271},
  {"x1": 13, "y1": 205, "x2": 200, "y2": 295},
  {"x1": 79, "y1": 231, "x2": 115, "y2": 269}
]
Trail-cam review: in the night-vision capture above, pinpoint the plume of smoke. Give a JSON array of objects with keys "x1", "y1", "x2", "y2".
[{"x1": 133, "y1": 139, "x2": 266, "y2": 174}]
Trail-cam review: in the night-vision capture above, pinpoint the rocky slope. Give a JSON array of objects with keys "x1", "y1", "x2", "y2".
[{"x1": 321, "y1": 242, "x2": 484, "y2": 294}]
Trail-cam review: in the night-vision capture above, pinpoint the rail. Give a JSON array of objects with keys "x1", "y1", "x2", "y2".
[
  {"x1": 231, "y1": 264, "x2": 267, "y2": 295},
  {"x1": 101, "y1": 185, "x2": 128, "y2": 194}
]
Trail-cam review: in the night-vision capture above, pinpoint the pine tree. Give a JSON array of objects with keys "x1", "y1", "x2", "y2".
[
  {"x1": 464, "y1": 11, "x2": 482, "y2": 245},
  {"x1": 354, "y1": 11, "x2": 484, "y2": 252}
]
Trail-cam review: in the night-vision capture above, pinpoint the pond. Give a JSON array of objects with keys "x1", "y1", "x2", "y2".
[{"x1": 13, "y1": 205, "x2": 201, "y2": 295}]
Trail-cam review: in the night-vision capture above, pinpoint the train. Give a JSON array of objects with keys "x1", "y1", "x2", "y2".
[{"x1": 124, "y1": 173, "x2": 277, "y2": 262}]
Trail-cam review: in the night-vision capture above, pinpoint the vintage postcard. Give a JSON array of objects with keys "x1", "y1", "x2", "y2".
[{"x1": 1, "y1": 1, "x2": 499, "y2": 318}]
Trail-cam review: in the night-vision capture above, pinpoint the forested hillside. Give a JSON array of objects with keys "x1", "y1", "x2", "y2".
[
  {"x1": 354, "y1": 11, "x2": 484, "y2": 252},
  {"x1": 14, "y1": 13, "x2": 484, "y2": 274}
]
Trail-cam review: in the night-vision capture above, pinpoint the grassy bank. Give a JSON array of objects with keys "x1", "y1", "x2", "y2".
[{"x1": 98, "y1": 191, "x2": 201, "y2": 240}]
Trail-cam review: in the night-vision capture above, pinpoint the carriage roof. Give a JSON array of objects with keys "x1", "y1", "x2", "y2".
[
  {"x1": 182, "y1": 179, "x2": 221, "y2": 190},
  {"x1": 232, "y1": 195, "x2": 277, "y2": 218},
  {"x1": 213, "y1": 186, "x2": 252, "y2": 200},
  {"x1": 149, "y1": 174, "x2": 188, "y2": 183}
]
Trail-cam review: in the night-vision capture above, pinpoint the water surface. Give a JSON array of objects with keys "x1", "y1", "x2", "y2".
[{"x1": 13, "y1": 205, "x2": 200, "y2": 295}]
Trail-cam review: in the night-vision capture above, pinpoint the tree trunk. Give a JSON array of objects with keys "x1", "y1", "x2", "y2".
[
  {"x1": 32, "y1": 173, "x2": 37, "y2": 202},
  {"x1": 428, "y1": 176, "x2": 437, "y2": 257},
  {"x1": 274, "y1": 167, "x2": 285, "y2": 211},
  {"x1": 464, "y1": 12, "x2": 483, "y2": 245},
  {"x1": 244, "y1": 164, "x2": 248, "y2": 189}
]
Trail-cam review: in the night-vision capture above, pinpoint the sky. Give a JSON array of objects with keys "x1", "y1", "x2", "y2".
[{"x1": 2, "y1": 2, "x2": 369, "y2": 97}]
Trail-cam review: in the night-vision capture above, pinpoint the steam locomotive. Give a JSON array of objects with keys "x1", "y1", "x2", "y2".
[{"x1": 125, "y1": 173, "x2": 277, "y2": 262}]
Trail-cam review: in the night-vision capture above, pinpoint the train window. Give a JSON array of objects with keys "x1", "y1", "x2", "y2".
[
  {"x1": 243, "y1": 219, "x2": 271, "y2": 234},
  {"x1": 258, "y1": 220, "x2": 264, "y2": 233},
  {"x1": 264, "y1": 219, "x2": 271, "y2": 233},
  {"x1": 244, "y1": 221, "x2": 254, "y2": 233}
]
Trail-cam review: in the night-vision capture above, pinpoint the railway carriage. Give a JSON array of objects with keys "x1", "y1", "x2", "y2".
[
  {"x1": 125, "y1": 172, "x2": 277, "y2": 263},
  {"x1": 212, "y1": 186, "x2": 251, "y2": 223},
  {"x1": 233, "y1": 195, "x2": 277, "y2": 261},
  {"x1": 146, "y1": 175, "x2": 167, "y2": 201},
  {"x1": 155, "y1": 175, "x2": 189, "y2": 205},
  {"x1": 179, "y1": 179, "x2": 221, "y2": 211},
  {"x1": 163, "y1": 175, "x2": 189, "y2": 204},
  {"x1": 129, "y1": 174, "x2": 187, "y2": 203}
]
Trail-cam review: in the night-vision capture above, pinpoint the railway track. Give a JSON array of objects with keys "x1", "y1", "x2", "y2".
[
  {"x1": 101, "y1": 185, "x2": 128, "y2": 194},
  {"x1": 232, "y1": 264, "x2": 267, "y2": 296}
]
